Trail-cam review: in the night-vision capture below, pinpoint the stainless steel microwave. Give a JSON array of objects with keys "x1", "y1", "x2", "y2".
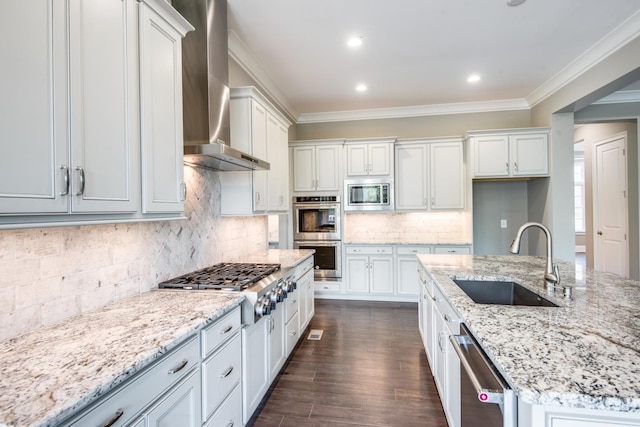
[{"x1": 344, "y1": 178, "x2": 394, "y2": 211}]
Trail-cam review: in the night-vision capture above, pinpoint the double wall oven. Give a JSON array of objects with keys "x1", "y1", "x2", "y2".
[{"x1": 292, "y1": 195, "x2": 342, "y2": 280}]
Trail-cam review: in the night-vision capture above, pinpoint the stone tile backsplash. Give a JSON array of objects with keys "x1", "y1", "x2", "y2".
[
  {"x1": 0, "y1": 167, "x2": 267, "y2": 341},
  {"x1": 344, "y1": 211, "x2": 472, "y2": 244}
]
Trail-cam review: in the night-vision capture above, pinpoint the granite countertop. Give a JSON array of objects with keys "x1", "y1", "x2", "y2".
[
  {"x1": 229, "y1": 249, "x2": 314, "y2": 269},
  {"x1": 417, "y1": 254, "x2": 640, "y2": 413},
  {"x1": 0, "y1": 289, "x2": 244, "y2": 427}
]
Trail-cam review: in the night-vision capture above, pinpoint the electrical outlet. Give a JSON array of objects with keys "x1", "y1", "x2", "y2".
[{"x1": 500, "y1": 219, "x2": 508, "y2": 229}]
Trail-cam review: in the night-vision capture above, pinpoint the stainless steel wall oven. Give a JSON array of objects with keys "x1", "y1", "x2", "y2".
[{"x1": 292, "y1": 195, "x2": 342, "y2": 279}]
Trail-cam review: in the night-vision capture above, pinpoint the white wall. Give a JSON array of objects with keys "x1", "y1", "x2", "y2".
[{"x1": 0, "y1": 168, "x2": 268, "y2": 341}]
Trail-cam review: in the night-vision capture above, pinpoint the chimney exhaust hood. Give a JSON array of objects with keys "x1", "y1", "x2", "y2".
[{"x1": 174, "y1": 0, "x2": 269, "y2": 172}]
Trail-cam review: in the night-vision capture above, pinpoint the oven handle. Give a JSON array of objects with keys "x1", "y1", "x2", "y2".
[
  {"x1": 449, "y1": 334, "x2": 504, "y2": 405},
  {"x1": 293, "y1": 203, "x2": 340, "y2": 210},
  {"x1": 294, "y1": 240, "x2": 340, "y2": 247}
]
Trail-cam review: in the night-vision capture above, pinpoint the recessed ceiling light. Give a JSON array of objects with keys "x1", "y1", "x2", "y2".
[
  {"x1": 356, "y1": 83, "x2": 367, "y2": 92},
  {"x1": 507, "y1": 0, "x2": 526, "y2": 6},
  {"x1": 347, "y1": 36, "x2": 363, "y2": 47},
  {"x1": 467, "y1": 74, "x2": 481, "y2": 83}
]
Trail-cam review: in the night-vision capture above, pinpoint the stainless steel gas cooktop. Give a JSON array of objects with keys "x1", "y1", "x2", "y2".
[{"x1": 158, "y1": 263, "x2": 281, "y2": 291}]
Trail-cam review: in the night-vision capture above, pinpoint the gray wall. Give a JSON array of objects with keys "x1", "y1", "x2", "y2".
[{"x1": 472, "y1": 181, "x2": 530, "y2": 255}]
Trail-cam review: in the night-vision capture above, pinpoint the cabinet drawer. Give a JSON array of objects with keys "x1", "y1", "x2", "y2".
[
  {"x1": 433, "y1": 286, "x2": 461, "y2": 332},
  {"x1": 201, "y1": 307, "x2": 241, "y2": 358},
  {"x1": 296, "y1": 256, "x2": 314, "y2": 279},
  {"x1": 315, "y1": 282, "x2": 340, "y2": 292},
  {"x1": 202, "y1": 333, "x2": 242, "y2": 420},
  {"x1": 397, "y1": 246, "x2": 432, "y2": 255},
  {"x1": 286, "y1": 311, "x2": 300, "y2": 356},
  {"x1": 66, "y1": 336, "x2": 199, "y2": 427},
  {"x1": 204, "y1": 383, "x2": 242, "y2": 427},
  {"x1": 433, "y1": 246, "x2": 471, "y2": 254},
  {"x1": 284, "y1": 289, "x2": 299, "y2": 323},
  {"x1": 346, "y1": 246, "x2": 392, "y2": 255}
]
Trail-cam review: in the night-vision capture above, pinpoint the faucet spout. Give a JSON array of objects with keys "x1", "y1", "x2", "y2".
[{"x1": 509, "y1": 222, "x2": 560, "y2": 291}]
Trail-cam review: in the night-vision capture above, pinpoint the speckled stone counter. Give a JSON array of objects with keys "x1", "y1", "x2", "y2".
[
  {"x1": 0, "y1": 290, "x2": 244, "y2": 427},
  {"x1": 417, "y1": 254, "x2": 640, "y2": 413},
  {"x1": 228, "y1": 248, "x2": 314, "y2": 269}
]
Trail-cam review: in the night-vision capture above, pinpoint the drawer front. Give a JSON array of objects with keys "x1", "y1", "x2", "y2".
[
  {"x1": 285, "y1": 311, "x2": 300, "y2": 356},
  {"x1": 202, "y1": 334, "x2": 242, "y2": 420},
  {"x1": 284, "y1": 289, "x2": 299, "y2": 323},
  {"x1": 66, "y1": 337, "x2": 199, "y2": 427},
  {"x1": 346, "y1": 246, "x2": 392, "y2": 255},
  {"x1": 433, "y1": 246, "x2": 471, "y2": 254},
  {"x1": 315, "y1": 282, "x2": 340, "y2": 292},
  {"x1": 205, "y1": 383, "x2": 242, "y2": 427},
  {"x1": 295, "y1": 256, "x2": 314, "y2": 279},
  {"x1": 433, "y1": 286, "x2": 461, "y2": 333},
  {"x1": 397, "y1": 246, "x2": 432, "y2": 255},
  {"x1": 201, "y1": 307, "x2": 241, "y2": 358}
]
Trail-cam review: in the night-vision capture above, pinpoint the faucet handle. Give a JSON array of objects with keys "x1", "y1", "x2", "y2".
[{"x1": 553, "y1": 264, "x2": 560, "y2": 286}]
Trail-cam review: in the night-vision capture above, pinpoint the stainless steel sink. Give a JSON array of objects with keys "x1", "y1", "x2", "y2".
[{"x1": 452, "y1": 279, "x2": 558, "y2": 307}]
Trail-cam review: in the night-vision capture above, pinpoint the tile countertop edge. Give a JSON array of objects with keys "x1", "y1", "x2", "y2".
[
  {"x1": 0, "y1": 292, "x2": 245, "y2": 427},
  {"x1": 417, "y1": 254, "x2": 640, "y2": 414}
]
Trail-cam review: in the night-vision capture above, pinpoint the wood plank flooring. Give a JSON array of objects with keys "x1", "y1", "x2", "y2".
[{"x1": 247, "y1": 299, "x2": 448, "y2": 427}]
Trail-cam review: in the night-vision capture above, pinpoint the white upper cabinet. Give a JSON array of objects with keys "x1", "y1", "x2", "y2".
[
  {"x1": 395, "y1": 138, "x2": 465, "y2": 211},
  {"x1": 0, "y1": 0, "x2": 69, "y2": 214},
  {"x1": 139, "y1": 0, "x2": 193, "y2": 213},
  {"x1": 0, "y1": 0, "x2": 192, "y2": 224},
  {"x1": 468, "y1": 128, "x2": 549, "y2": 179},
  {"x1": 69, "y1": 0, "x2": 139, "y2": 213},
  {"x1": 345, "y1": 138, "x2": 394, "y2": 177},
  {"x1": 221, "y1": 87, "x2": 291, "y2": 215},
  {"x1": 291, "y1": 140, "x2": 342, "y2": 193}
]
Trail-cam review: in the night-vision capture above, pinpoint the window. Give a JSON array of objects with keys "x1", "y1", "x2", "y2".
[{"x1": 574, "y1": 157, "x2": 585, "y2": 233}]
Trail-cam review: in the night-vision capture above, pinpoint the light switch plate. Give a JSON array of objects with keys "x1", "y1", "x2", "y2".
[{"x1": 500, "y1": 219, "x2": 508, "y2": 228}]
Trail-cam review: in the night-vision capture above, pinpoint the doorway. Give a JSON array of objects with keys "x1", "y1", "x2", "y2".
[{"x1": 593, "y1": 132, "x2": 629, "y2": 276}]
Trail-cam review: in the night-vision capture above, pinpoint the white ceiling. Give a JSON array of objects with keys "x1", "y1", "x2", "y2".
[{"x1": 227, "y1": 0, "x2": 640, "y2": 122}]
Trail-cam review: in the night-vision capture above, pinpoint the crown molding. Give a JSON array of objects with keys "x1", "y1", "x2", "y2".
[
  {"x1": 296, "y1": 99, "x2": 530, "y2": 124},
  {"x1": 526, "y1": 10, "x2": 640, "y2": 108},
  {"x1": 591, "y1": 89, "x2": 640, "y2": 105},
  {"x1": 228, "y1": 30, "x2": 299, "y2": 122}
]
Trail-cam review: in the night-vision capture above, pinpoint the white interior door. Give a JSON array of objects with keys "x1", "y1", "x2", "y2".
[{"x1": 593, "y1": 132, "x2": 628, "y2": 277}]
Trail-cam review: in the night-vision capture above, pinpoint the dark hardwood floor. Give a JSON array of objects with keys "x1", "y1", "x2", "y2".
[{"x1": 247, "y1": 299, "x2": 448, "y2": 427}]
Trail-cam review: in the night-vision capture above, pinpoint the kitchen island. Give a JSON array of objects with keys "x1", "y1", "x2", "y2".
[{"x1": 418, "y1": 254, "x2": 640, "y2": 426}]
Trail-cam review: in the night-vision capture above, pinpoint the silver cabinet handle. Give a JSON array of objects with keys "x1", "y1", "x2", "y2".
[
  {"x1": 226, "y1": 422, "x2": 234, "y2": 427},
  {"x1": 102, "y1": 409, "x2": 124, "y2": 427},
  {"x1": 60, "y1": 165, "x2": 69, "y2": 196},
  {"x1": 514, "y1": 162, "x2": 518, "y2": 172},
  {"x1": 221, "y1": 325, "x2": 233, "y2": 334},
  {"x1": 75, "y1": 166, "x2": 85, "y2": 196},
  {"x1": 444, "y1": 314, "x2": 462, "y2": 323},
  {"x1": 505, "y1": 162, "x2": 509, "y2": 173},
  {"x1": 168, "y1": 359, "x2": 188, "y2": 374},
  {"x1": 181, "y1": 182, "x2": 187, "y2": 201},
  {"x1": 220, "y1": 366, "x2": 234, "y2": 378},
  {"x1": 291, "y1": 330, "x2": 297, "y2": 337}
]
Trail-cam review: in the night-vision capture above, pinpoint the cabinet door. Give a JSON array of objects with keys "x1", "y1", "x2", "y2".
[
  {"x1": 266, "y1": 114, "x2": 289, "y2": 211},
  {"x1": 0, "y1": 1, "x2": 69, "y2": 214},
  {"x1": 395, "y1": 144, "x2": 428, "y2": 210},
  {"x1": 252, "y1": 100, "x2": 268, "y2": 211},
  {"x1": 315, "y1": 145, "x2": 340, "y2": 191},
  {"x1": 346, "y1": 255, "x2": 369, "y2": 293},
  {"x1": 140, "y1": 1, "x2": 188, "y2": 213},
  {"x1": 268, "y1": 308, "x2": 286, "y2": 381},
  {"x1": 397, "y1": 256, "x2": 420, "y2": 295},
  {"x1": 303, "y1": 270, "x2": 315, "y2": 330},
  {"x1": 145, "y1": 370, "x2": 200, "y2": 427},
  {"x1": 430, "y1": 142, "x2": 464, "y2": 209},
  {"x1": 346, "y1": 144, "x2": 369, "y2": 176},
  {"x1": 368, "y1": 143, "x2": 392, "y2": 175},
  {"x1": 69, "y1": 0, "x2": 138, "y2": 213},
  {"x1": 510, "y1": 134, "x2": 549, "y2": 176},
  {"x1": 242, "y1": 317, "x2": 269, "y2": 424},
  {"x1": 292, "y1": 146, "x2": 317, "y2": 192},
  {"x1": 370, "y1": 256, "x2": 394, "y2": 294},
  {"x1": 472, "y1": 135, "x2": 509, "y2": 178}
]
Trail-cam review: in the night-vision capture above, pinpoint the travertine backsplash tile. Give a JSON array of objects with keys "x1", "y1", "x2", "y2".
[
  {"x1": 344, "y1": 211, "x2": 472, "y2": 244},
  {"x1": 0, "y1": 166, "x2": 267, "y2": 341}
]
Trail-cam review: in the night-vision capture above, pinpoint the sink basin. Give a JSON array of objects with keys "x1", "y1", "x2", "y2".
[{"x1": 452, "y1": 279, "x2": 558, "y2": 307}]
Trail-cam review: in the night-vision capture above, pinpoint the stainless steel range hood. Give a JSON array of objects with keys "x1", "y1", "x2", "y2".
[{"x1": 174, "y1": 0, "x2": 269, "y2": 172}]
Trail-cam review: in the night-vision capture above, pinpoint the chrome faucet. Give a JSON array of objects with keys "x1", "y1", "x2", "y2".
[{"x1": 509, "y1": 222, "x2": 560, "y2": 291}]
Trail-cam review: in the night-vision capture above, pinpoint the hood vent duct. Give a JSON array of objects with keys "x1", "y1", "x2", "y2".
[{"x1": 174, "y1": 0, "x2": 269, "y2": 171}]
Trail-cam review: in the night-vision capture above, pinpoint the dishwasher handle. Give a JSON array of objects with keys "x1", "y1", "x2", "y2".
[{"x1": 449, "y1": 334, "x2": 504, "y2": 405}]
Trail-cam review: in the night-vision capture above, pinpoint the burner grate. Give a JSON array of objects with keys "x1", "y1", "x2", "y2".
[{"x1": 159, "y1": 262, "x2": 281, "y2": 290}]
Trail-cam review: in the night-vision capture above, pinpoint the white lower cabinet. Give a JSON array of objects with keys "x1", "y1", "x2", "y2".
[
  {"x1": 141, "y1": 370, "x2": 201, "y2": 427},
  {"x1": 345, "y1": 246, "x2": 393, "y2": 294},
  {"x1": 242, "y1": 316, "x2": 270, "y2": 424},
  {"x1": 204, "y1": 384, "x2": 242, "y2": 427},
  {"x1": 396, "y1": 246, "x2": 432, "y2": 296},
  {"x1": 269, "y1": 308, "x2": 287, "y2": 381},
  {"x1": 297, "y1": 262, "x2": 315, "y2": 332}
]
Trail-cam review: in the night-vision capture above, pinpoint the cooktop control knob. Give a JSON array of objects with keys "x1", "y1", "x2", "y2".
[
  {"x1": 255, "y1": 298, "x2": 271, "y2": 317},
  {"x1": 285, "y1": 280, "x2": 297, "y2": 292}
]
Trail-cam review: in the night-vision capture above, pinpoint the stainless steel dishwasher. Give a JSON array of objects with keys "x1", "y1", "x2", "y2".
[{"x1": 449, "y1": 324, "x2": 517, "y2": 427}]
